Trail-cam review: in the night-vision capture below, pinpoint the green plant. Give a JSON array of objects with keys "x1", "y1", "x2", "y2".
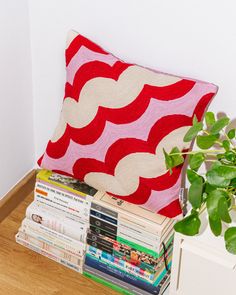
[{"x1": 164, "y1": 112, "x2": 236, "y2": 254}]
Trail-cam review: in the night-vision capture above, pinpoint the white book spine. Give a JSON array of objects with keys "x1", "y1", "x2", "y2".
[
  {"x1": 117, "y1": 219, "x2": 162, "y2": 242},
  {"x1": 26, "y1": 201, "x2": 88, "y2": 242},
  {"x1": 117, "y1": 227, "x2": 162, "y2": 252},
  {"x1": 16, "y1": 234, "x2": 83, "y2": 273},
  {"x1": 18, "y1": 231, "x2": 83, "y2": 266},
  {"x1": 35, "y1": 182, "x2": 91, "y2": 220},
  {"x1": 21, "y1": 219, "x2": 86, "y2": 256}
]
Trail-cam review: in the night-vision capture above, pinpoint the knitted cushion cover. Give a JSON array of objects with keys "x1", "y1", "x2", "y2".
[{"x1": 38, "y1": 30, "x2": 218, "y2": 218}]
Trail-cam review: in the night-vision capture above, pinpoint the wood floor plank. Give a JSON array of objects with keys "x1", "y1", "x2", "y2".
[{"x1": 0, "y1": 193, "x2": 119, "y2": 295}]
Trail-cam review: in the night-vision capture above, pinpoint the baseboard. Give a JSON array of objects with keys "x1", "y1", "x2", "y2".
[{"x1": 0, "y1": 169, "x2": 36, "y2": 223}]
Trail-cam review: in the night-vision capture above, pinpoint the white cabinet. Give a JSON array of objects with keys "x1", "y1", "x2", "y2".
[{"x1": 170, "y1": 214, "x2": 236, "y2": 295}]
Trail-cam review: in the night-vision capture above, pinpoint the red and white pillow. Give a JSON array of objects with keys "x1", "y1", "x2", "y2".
[{"x1": 38, "y1": 30, "x2": 218, "y2": 218}]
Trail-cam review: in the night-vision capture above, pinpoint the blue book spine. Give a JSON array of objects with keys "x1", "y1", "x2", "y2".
[{"x1": 85, "y1": 254, "x2": 169, "y2": 294}]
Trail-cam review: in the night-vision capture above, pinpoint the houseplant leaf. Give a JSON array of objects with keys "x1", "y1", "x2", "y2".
[
  {"x1": 163, "y1": 149, "x2": 173, "y2": 174},
  {"x1": 174, "y1": 213, "x2": 201, "y2": 236},
  {"x1": 188, "y1": 177, "x2": 203, "y2": 209},
  {"x1": 206, "y1": 170, "x2": 231, "y2": 187},
  {"x1": 222, "y1": 140, "x2": 230, "y2": 151},
  {"x1": 227, "y1": 129, "x2": 235, "y2": 139},
  {"x1": 170, "y1": 147, "x2": 185, "y2": 167},
  {"x1": 187, "y1": 169, "x2": 202, "y2": 184},
  {"x1": 210, "y1": 117, "x2": 230, "y2": 135},
  {"x1": 209, "y1": 216, "x2": 222, "y2": 236},
  {"x1": 214, "y1": 165, "x2": 236, "y2": 179},
  {"x1": 205, "y1": 112, "x2": 215, "y2": 127},
  {"x1": 196, "y1": 134, "x2": 219, "y2": 149},
  {"x1": 183, "y1": 122, "x2": 203, "y2": 142},
  {"x1": 218, "y1": 197, "x2": 231, "y2": 223},
  {"x1": 189, "y1": 152, "x2": 205, "y2": 171},
  {"x1": 224, "y1": 227, "x2": 236, "y2": 254}
]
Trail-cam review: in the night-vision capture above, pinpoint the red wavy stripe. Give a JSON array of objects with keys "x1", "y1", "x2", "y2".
[
  {"x1": 65, "y1": 57, "x2": 195, "y2": 103},
  {"x1": 46, "y1": 79, "x2": 195, "y2": 159},
  {"x1": 194, "y1": 92, "x2": 215, "y2": 121},
  {"x1": 66, "y1": 34, "x2": 108, "y2": 66},
  {"x1": 72, "y1": 114, "x2": 190, "y2": 180},
  {"x1": 65, "y1": 61, "x2": 130, "y2": 100},
  {"x1": 157, "y1": 199, "x2": 182, "y2": 218}
]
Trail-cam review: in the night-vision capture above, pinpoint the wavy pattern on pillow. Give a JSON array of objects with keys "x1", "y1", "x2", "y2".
[{"x1": 38, "y1": 31, "x2": 218, "y2": 218}]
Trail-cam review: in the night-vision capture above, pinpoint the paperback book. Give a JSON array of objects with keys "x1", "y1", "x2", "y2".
[
  {"x1": 92, "y1": 194, "x2": 172, "y2": 236},
  {"x1": 16, "y1": 233, "x2": 83, "y2": 273},
  {"x1": 26, "y1": 201, "x2": 88, "y2": 242},
  {"x1": 21, "y1": 218, "x2": 86, "y2": 256},
  {"x1": 18, "y1": 230, "x2": 83, "y2": 266}
]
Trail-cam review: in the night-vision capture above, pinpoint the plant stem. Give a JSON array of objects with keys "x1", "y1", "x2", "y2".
[{"x1": 170, "y1": 149, "x2": 225, "y2": 156}]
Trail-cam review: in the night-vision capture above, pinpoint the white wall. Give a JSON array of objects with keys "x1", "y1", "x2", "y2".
[
  {"x1": 0, "y1": 0, "x2": 34, "y2": 199},
  {"x1": 28, "y1": 0, "x2": 236, "y2": 160}
]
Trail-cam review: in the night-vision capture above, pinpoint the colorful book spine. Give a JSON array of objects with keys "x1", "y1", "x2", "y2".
[
  {"x1": 26, "y1": 201, "x2": 88, "y2": 242},
  {"x1": 86, "y1": 233, "x2": 173, "y2": 272},
  {"x1": 87, "y1": 244, "x2": 173, "y2": 277},
  {"x1": 16, "y1": 234, "x2": 83, "y2": 273},
  {"x1": 86, "y1": 245, "x2": 164, "y2": 283},
  {"x1": 34, "y1": 182, "x2": 91, "y2": 220},
  {"x1": 84, "y1": 265, "x2": 170, "y2": 295},
  {"x1": 87, "y1": 227, "x2": 174, "y2": 259},
  {"x1": 36, "y1": 169, "x2": 98, "y2": 198},
  {"x1": 85, "y1": 253, "x2": 172, "y2": 294},
  {"x1": 83, "y1": 265, "x2": 154, "y2": 295},
  {"x1": 18, "y1": 231, "x2": 83, "y2": 266},
  {"x1": 21, "y1": 218, "x2": 86, "y2": 256}
]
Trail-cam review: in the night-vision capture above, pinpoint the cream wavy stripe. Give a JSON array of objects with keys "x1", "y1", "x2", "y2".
[
  {"x1": 84, "y1": 126, "x2": 189, "y2": 196},
  {"x1": 51, "y1": 66, "x2": 181, "y2": 142},
  {"x1": 42, "y1": 82, "x2": 216, "y2": 173},
  {"x1": 67, "y1": 46, "x2": 118, "y2": 84},
  {"x1": 142, "y1": 175, "x2": 182, "y2": 212}
]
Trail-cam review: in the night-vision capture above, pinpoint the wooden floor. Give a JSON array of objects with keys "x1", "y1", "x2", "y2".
[{"x1": 0, "y1": 192, "x2": 119, "y2": 295}]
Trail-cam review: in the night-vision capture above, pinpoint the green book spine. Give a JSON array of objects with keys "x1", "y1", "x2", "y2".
[
  {"x1": 83, "y1": 271, "x2": 134, "y2": 295},
  {"x1": 117, "y1": 234, "x2": 174, "y2": 258}
]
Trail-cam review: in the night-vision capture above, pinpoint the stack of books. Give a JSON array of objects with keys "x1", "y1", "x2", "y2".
[
  {"x1": 85, "y1": 193, "x2": 174, "y2": 295},
  {"x1": 16, "y1": 170, "x2": 174, "y2": 295},
  {"x1": 15, "y1": 169, "x2": 101, "y2": 273}
]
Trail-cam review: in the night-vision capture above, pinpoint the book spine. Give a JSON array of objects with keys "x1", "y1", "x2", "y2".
[
  {"x1": 86, "y1": 245, "x2": 156, "y2": 282},
  {"x1": 87, "y1": 243, "x2": 173, "y2": 274},
  {"x1": 83, "y1": 271, "x2": 133, "y2": 295},
  {"x1": 92, "y1": 200, "x2": 172, "y2": 238},
  {"x1": 83, "y1": 265, "x2": 153, "y2": 295},
  {"x1": 91, "y1": 205, "x2": 162, "y2": 243},
  {"x1": 90, "y1": 225, "x2": 117, "y2": 240},
  {"x1": 86, "y1": 230, "x2": 174, "y2": 272},
  {"x1": 92, "y1": 197, "x2": 170, "y2": 236},
  {"x1": 87, "y1": 239, "x2": 113, "y2": 255},
  {"x1": 87, "y1": 230, "x2": 158, "y2": 258},
  {"x1": 16, "y1": 234, "x2": 83, "y2": 273},
  {"x1": 85, "y1": 254, "x2": 167, "y2": 294},
  {"x1": 36, "y1": 169, "x2": 100, "y2": 198},
  {"x1": 21, "y1": 219, "x2": 85, "y2": 256},
  {"x1": 89, "y1": 213, "x2": 171, "y2": 254},
  {"x1": 18, "y1": 231, "x2": 83, "y2": 266},
  {"x1": 89, "y1": 216, "x2": 117, "y2": 234},
  {"x1": 35, "y1": 182, "x2": 91, "y2": 220},
  {"x1": 26, "y1": 201, "x2": 88, "y2": 243},
  {"x1": 90, "y1": 209, "x2": 118, "y2": 225}
]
